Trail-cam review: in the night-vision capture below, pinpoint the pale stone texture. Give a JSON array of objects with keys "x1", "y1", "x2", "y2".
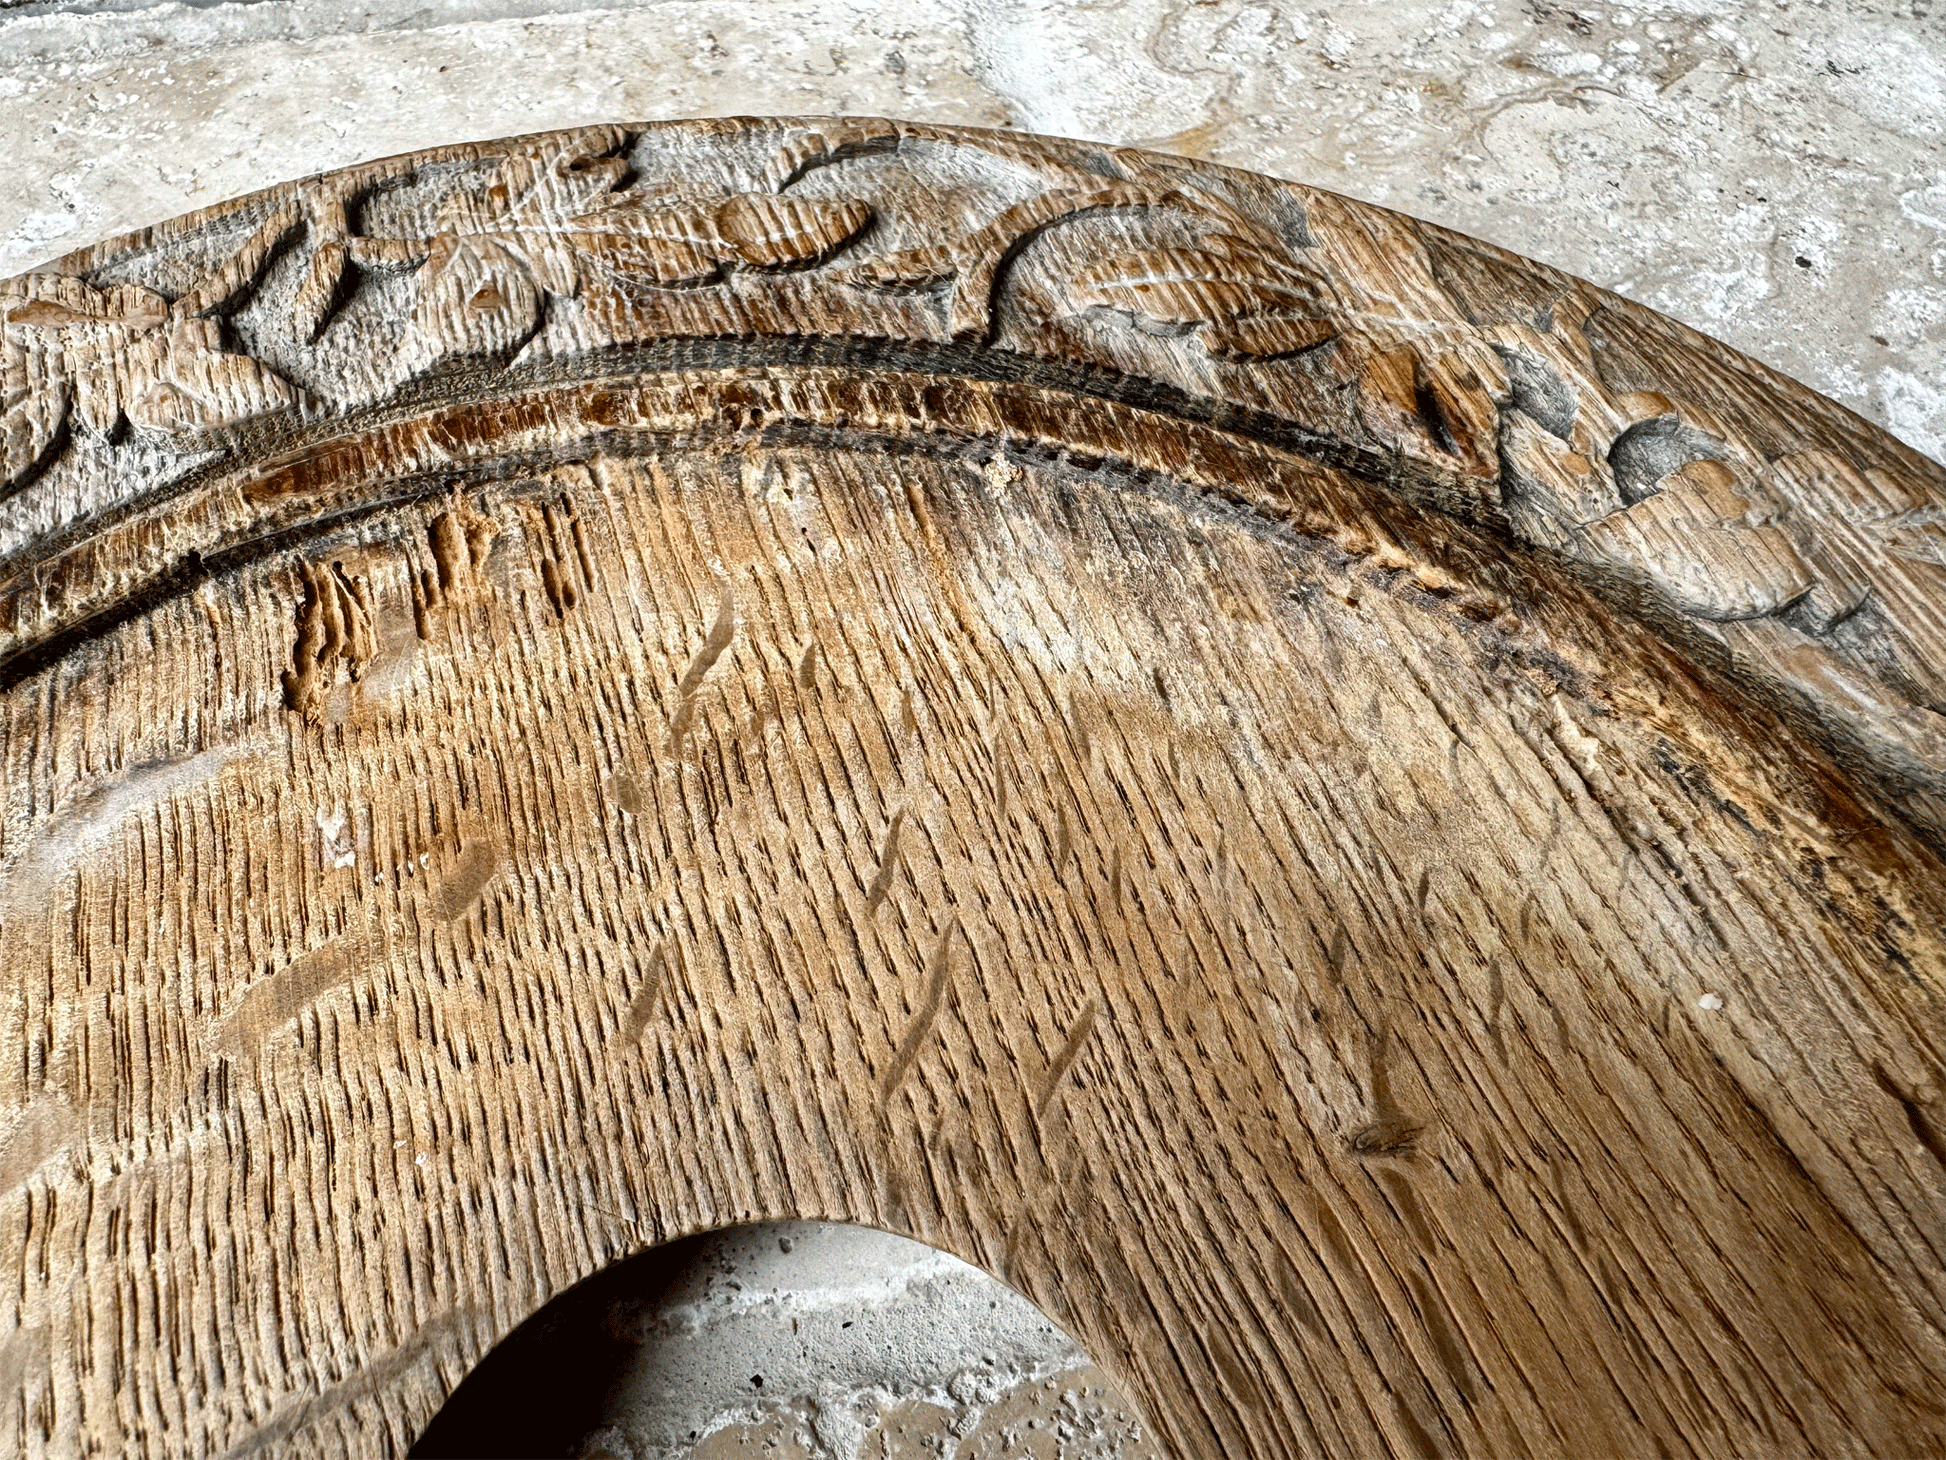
[
  {"x1": 1, "y1": 0, "x2": 1942, "y2": 460},
  {"x1": 413, "y1": 1223, "x2": 1162, "y2": 1459}
]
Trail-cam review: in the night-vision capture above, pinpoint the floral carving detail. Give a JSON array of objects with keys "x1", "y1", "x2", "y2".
[
  {"x1": 1069, "y1": 233, "x2": 1338, "y2": 359},
  {"x1": 842, "y1": 178, "x2": 1168, "y2": 338},
  {"x1": 0, "y1": 117, "x2": 1939, "y2": 810},
  {"x1": 772, "y1": 120, "x2": 1338, "y2": 357},
  {"x1": 1576, "y1": 453, "x2": 1818, "y2": 622},
  {"x1": 0, "y1": 209, "x2": 299, "y2": 495},
  {"x1": 1494, "y1": 363, "x2": 1832, "y2": 624},
  {"x1": 345, "y1": 127, "x2": 874, "y2": 374}
]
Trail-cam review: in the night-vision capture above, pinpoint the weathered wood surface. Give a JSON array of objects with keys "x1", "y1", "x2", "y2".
[{"x1": 0, "y1": 118, "x2": 1943, "y2": 1459}]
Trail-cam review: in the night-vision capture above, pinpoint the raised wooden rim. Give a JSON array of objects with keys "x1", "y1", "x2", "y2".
[{"x1": 4, "y1": 117, "x2": 1943, "y2": 844}]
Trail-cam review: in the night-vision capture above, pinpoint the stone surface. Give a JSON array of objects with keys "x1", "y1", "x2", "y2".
[
  {"x1": 412, "y1": 1223, "x2": 1162, "y2": 1459},
  {"x1": 0, "y1": 0, "x2": 1942, "y2": 461}
]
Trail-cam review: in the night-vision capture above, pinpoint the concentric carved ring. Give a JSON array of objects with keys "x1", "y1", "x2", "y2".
[{"x1": 5, "y1": 119, "x2": 1944, "y2": 838}]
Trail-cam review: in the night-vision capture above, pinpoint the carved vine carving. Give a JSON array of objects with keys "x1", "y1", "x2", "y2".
[{"x1": 1, "y1": 118, "x2": 1942, "y2": 835}]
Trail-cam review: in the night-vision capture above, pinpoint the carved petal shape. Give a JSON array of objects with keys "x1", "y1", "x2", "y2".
[
  {"x1": 125, "y1": 318, "x2": 297, "y2": 433},
  {"x1": 713, "y1": 193, "x2": 873, "y2": 270},
  {"x1": 290, "y1": 240, "x2": 350, "y2": 344},
  {"x1": 5, "y1": 277, "x2": 265, "y2": 439},
  {"x1": 1075, "y1": 245, "x2": 1322, "y2": 328},
  {"x1": 547, "y1": 193, "x2": 872, "y2": 290},
  {"x1": 0, "y1": 342, "x2": 68, "y2": 495},
  {"x1": 1576, "y1": 460, "x2": 1817, "y2": 621},
  {"x1": 406, "y1": 234, "x2": 544, "y2": 367}
]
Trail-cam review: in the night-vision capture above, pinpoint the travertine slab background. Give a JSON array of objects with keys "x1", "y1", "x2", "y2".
[{"x1": 1, "y1": 0, "x2": 1942, "y2": 461}]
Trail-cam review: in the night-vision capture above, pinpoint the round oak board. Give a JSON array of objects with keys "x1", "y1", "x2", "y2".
[{"x1": 2, "y1": 119, "x2": 1944, "y2": 1459}]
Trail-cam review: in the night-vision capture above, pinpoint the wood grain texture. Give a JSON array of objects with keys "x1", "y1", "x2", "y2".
[{"x1": 0, "y1": 119, "x2": 1943, "y2": 1459}]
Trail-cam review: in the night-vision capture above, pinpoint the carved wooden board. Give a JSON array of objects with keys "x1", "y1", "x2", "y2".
[{"x1": 2, "y1": 118, "x2": 1943, "y2": 1459}]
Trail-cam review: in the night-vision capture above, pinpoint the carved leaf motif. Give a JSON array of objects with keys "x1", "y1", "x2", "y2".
[
  {"x1": 712, "y1": 194, "x2": 874, "y2": 271},
  {"x1": 123, "y1": 319, "x2": 297, "y2": 433},
  {"x1": 845, "y1": 182, "x2": 1166, "y2": 338},
  {"x1": 770, "y1": 130, "x2": 1334, "y2": 354},
  {"x1": 1576, "y1": 459, "x2": 1817, "y2": 621},
  {"x1": 549, "y1": 192, "x2": 873, "y2": 287},
  {"x1": 359, "y1": 133, "x2": 874, "y2": 370},
  {"x1": 1074, "y1": 244, "x2": 1324, "y2": 325},
  {"x1": 1, "y1": 268, "x2": 295, "y2": 457},
  {"x1": 0, "y1": 341, "x2": 67, "y2": 497},
  {"x1": 549, "y1": 208, "x2": 716, "y2": 289},
  {"x1": 1069, "y1": 232, "x2": 1337, "y2": 360}
]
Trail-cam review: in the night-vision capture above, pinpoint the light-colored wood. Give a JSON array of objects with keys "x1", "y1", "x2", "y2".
[{"x1": 1, "y1": 119, "x2": 1943, "y2": 1459}]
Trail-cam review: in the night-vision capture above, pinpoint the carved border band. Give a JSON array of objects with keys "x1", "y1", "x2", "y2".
[{"x1": 3, "y1": 117, "x2": 1943, "y2": 836}]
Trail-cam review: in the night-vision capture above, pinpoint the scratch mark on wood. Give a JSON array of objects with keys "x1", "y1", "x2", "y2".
[
  {"x1": 668, "y1": 581, "x2": 736, "y2": 751},
  {"x1": 1381, "y1": 1168, "x2": 1440, "y2": 1252},
  {"x1": 1486, "y1": 954, "x2": 1508, "y2": 1065},
  {"x1": 1390, "y1": 1391, "x2": 1449, "y2": 1460},
  {"x1": 1271, "y1": 1251, "x2": 1325, "y2": 1339},
  {"x1": 219, "y1": 1308, "x2": 484, "y2": 1459},
  {"x1": 866, "y1": 807, "x2": 906, "y2": 914},
  {"x1": 878, "y1": 917, "x2": 960, "y2": 1112},
  {"x1": 1036, "y1": 996, "x2": 1101, "y2": 1118},
  {"x1": 436, "y1": 840, "x2": 500, "y2": 923},
  {"x1": 1069, "y1": 690, "x2": 1094, "y2": 765},
  {"x1": 0, "y1": 1100, "x2": 80, "y2": 1194},
  {"x1": 1, "y1": 746, "x2": 249, "y2": 917},
  {"x1": 1203, "y1": 1325, "x2": 1270, "y2": 1420},
  {"x1": 1326, "y1": 926, "x2": 1352, "y2": 980},
  {"x1": 1350, "y1": 1027, "x2": 1423, "y2": 1156},
  {"x1": 213, "y1": 937, "x2": 358, "y2": 1059},
  {"x1": 1410, "y1": 1268, "x2": 1483, "y2": 1406},
  {"x1": 617, "y1": 940, "x2": 669, "y2": 1045},
  {"x1": 0, "y1": 1324, "x2": 47, "y2": 1410},
  {"x1": 901, "y1": 474, "x2": 980, "y2": 642}
]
